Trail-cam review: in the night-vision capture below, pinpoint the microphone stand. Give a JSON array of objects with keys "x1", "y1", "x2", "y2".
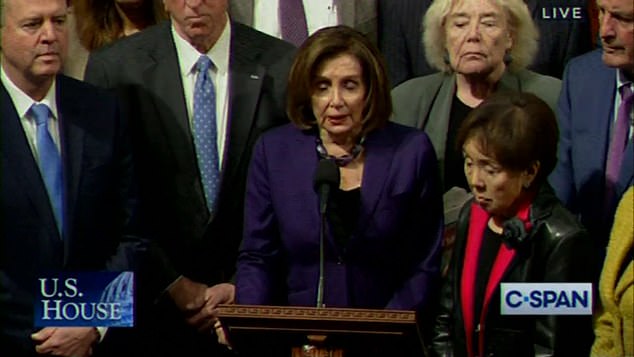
[{"x1": 317, "y1": 210, "x2": 325, "y2": 308}]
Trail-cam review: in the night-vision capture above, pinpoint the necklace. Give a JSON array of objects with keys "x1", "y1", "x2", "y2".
[{"x1": 315, "y1": 137, "x2": 364, "y2": 167}]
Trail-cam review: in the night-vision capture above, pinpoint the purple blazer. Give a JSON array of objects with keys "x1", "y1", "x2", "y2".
[{"x1": 236, "y1": 122, "x2": 443, "y2": 311}]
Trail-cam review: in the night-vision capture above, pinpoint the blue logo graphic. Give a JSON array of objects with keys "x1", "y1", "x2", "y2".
[
  {"x1": 34, "y1": 272, "x2": 134, "y2": 327},
  {"x1": 500, "y1": 283, "x2": 592, "y2": 315}
]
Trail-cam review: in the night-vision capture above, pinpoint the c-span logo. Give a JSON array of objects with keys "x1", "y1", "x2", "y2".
[
  {"x1": 500, "y1": 283, "x2": 592, "y2": 315},
  {"x1": 34, "y1": 272, "x2": 134, "y2": 327}
]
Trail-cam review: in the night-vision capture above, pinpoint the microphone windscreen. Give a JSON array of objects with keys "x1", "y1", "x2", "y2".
[{"x1": 313, "y1": 159, "x2": 340, "y2": 191}]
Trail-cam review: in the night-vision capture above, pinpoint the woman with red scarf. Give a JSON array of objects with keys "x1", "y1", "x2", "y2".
[{"x1": 431, "y1": 91, "x2": 596, "y2": 357}]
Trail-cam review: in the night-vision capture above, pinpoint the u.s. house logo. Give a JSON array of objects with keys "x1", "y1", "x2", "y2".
[{"x1": 34, "y1": 272, "x2": 134, "y2": 327}]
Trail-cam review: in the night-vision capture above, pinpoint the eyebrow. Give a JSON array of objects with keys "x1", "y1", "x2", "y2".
[{"x1": 449, "y1": 11, "x2": 500, "y2": 18}]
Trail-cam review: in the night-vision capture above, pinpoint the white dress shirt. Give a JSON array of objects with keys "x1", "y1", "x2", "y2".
[
  {"x1": 172, "y1": 14, "x2": 231, "y2": 168},
  {"x1": 1, "y1": 66, "x2": 60, "y2": 161}
]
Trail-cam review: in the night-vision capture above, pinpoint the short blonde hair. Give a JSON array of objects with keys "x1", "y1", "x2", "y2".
[{"x1": 423, "y1": 0, "x2": 538, "y2": 73}]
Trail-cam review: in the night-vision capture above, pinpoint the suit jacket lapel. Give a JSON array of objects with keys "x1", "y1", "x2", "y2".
[
  {"x1": 224, "y1": 23, "x2": 265, "y2": 185},
  {"x1": 56, "y1": 76, "x2": 85, "y2": 261},
  {"x1": 588, "y1": 69, "x2": 616, "y2": 182},
  {"x1": 358, "y1": 127, "x2": 396, "y2": 233},
  {"x1": 1, "y1": 84, "x2": 61, "y2": 242},
  {"x1": 427, "y1": 74, "x2": 456, "y2": 178},
  {"x1": 145, "y1": 22, "x2": 191, "y2": 151}
]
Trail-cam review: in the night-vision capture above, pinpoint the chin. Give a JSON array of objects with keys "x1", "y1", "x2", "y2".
[
  {"x1": 457, "y1": 65, "x2": 494, "y2": 77},
  {"x1": 601, "y1": 53, "x2": 632, "y2": 69}
]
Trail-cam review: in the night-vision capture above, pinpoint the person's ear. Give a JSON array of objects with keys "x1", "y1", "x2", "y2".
[{"x1": 522, "y1": 161, "x2": 540, "y2": 189}]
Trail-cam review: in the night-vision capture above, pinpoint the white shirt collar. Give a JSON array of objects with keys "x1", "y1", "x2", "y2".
[
  {"x1": 616, "y1": 69, "x2": 633, "y2": 92},
  {"x1": 0, "y1": 66, "x2": 60, "y2": 120},
  {"x1": 171, "y1": 13, "x2": 231, "y2": 77}
]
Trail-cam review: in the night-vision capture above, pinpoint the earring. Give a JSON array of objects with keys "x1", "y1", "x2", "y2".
[{"x1": 503, "y1": 51, "x2": 513, "y2": 65}]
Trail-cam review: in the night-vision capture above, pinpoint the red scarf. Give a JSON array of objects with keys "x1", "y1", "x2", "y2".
[{"x1": 460, "y1": 200, "x2": 532, "y2": 357}]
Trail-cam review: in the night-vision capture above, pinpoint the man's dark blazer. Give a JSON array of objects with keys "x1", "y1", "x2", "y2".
[
  {"x1": 379, "y1": 0, "x2": 592, "y2": 87},
  {"x1": 0, "y1": 75, "x2": 145, "y2": 356},
  {"x1": 550, "y1": 49, "x2": 634, "y2": 249},
  {"x1": 84, "y1": 20, "x2": 294, "y2": 355}
]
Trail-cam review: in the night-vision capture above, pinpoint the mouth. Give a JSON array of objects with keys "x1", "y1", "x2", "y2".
[
  {"x1": 36, "y1": 53, "x2": 60, "y2": 61},
  {"x1": 326, "y1": 114, "x2": 349, "y2": 121},
  {"x1": 603, "y1": 46, "x2": 624, "y2": 53},
  {"x1": 462, "y1": 52, "x2": 485, "y2": 58}
]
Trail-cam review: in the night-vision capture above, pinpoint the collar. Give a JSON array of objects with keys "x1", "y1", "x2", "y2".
[
  {"x1": 617, "y1": 68, "x2": 633, "y2": 93},
  {"x1": 0, "y1": 66, "x2": 59, "y2": 120},
  {"x1": 171, "y1": 14, "x2": 231, "y2": 77}
]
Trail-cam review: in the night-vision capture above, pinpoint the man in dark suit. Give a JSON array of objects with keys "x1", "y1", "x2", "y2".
[
  {"x1": 379, "y1": 0, "x2": 592, "y2": 86},
  {"x1": 550, "y1": 0, "x2": 633, "y2": 250},
  {"x1": 84, "y1": 0, "x2": 294, "y2": 355},
  {"x1": 0, "y1": 0, "x2": 145, "y2": 356}
]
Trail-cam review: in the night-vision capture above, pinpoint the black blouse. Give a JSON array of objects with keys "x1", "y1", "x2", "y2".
[{"x1": 327, "y1": 188, "x2": 361, "y2": 249}]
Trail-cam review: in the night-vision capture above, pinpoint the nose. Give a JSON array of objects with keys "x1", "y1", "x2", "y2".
[
  {"x1": 466, "y1": 22, "x2": 481, "y2": 41},
  {"x1": 39, "y1": 20, "x2": 58, "y2": 44},
  {"x1": 328, "y1": 88, "x2": 344, "y2": 108},
  {"x1": 466, "y1": 166, "x2": 485, "y2": 191},
  {"x1": 185, "y1": 0, "x2": 202, "y2": 8},
  {"x1": 599, "y1": 12, "x2": 616, "y2": 41}
]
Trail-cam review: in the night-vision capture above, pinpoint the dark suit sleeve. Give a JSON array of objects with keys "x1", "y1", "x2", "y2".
[
  {"x1": 548, "y1": 63, "x2": 575, "y2": 208},
  {"x1": 104, "y1": 95, "x2": 148, "y2": 272},
  {"x1": 85, "y1": 52, "x2": 182, "y2": 294},
  {"x1": 385, "y1": 132, "x2": 443, "y2": 310},
  {"x1": 235, "y1": 136, "x2": 284, "y2": 305}
]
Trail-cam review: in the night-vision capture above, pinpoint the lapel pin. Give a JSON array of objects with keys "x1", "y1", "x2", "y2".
[{"x1": 250, "y1": 74, "x2": 260, "y2": 80}]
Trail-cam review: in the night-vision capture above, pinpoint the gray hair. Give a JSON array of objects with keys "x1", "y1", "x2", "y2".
[{"x1": 423, "y1": 0, "x2": 538, "y2": 73}]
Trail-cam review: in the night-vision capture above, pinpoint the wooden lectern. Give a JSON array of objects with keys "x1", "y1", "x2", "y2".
[{"x1": 217, "y1": 304, "x2": 424, "y2": 357}]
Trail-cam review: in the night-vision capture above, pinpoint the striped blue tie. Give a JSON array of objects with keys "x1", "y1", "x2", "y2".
[
  {"x1": 31, "y1": 103, "x2": 64, "y2": 236},
  {"x1": 193, "y1": 55, "x2": 220, "y2": 212}
]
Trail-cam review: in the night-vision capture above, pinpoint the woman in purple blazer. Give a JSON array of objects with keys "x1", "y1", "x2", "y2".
[{"x1": 236, "y1": 26, "x2": 444, "y2": 313}]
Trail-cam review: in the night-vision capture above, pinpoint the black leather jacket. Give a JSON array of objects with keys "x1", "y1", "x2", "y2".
[{"x1": 431, "y1": 184, "x2": 597, "y2": 357}]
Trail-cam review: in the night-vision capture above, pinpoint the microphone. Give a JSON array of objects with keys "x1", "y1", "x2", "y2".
[
  {"x1": 314, "y1": 159, "x2": 340, "y2": 214},
  {"x1": 313, "y1": 159, "x2": 340, "y2": 308}
]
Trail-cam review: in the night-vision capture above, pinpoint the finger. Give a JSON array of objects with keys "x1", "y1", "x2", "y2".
[{"x1": 31, "y1": 327, "x2": 56, "y2": 342}]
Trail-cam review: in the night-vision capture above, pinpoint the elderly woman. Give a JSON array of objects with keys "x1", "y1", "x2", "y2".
[
  {"x1": 432, "y1": 92, "x2": 595, "y2": 357},
  {"x1": 391, "y1": 0, "x2": 561, "y2": 196},
  {"x1": 235, "y1": 26, "x2": 443, "y2": 314}
]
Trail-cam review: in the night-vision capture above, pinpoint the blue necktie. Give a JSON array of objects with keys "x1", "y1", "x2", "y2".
[
  {"x1": 193, "y1": 55, "x2": 220, "y2": 212},
  {"x1": 31, "y1": 103, "x2": 64, "y2": 236}
]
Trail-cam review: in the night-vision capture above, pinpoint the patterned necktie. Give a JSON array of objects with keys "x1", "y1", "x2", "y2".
[
  {"x1": 606, "y1": 84, "x2": 633, "y2": 188},
  {"x1": 31, "y1": 103, "x2": 64, "y2": 236},
  {"x1": 279, "y1": 0, "x2": 309, "y2": 47},
  {"x1": 193, "y1": 55, "x2": 220, "y2": 212}
]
